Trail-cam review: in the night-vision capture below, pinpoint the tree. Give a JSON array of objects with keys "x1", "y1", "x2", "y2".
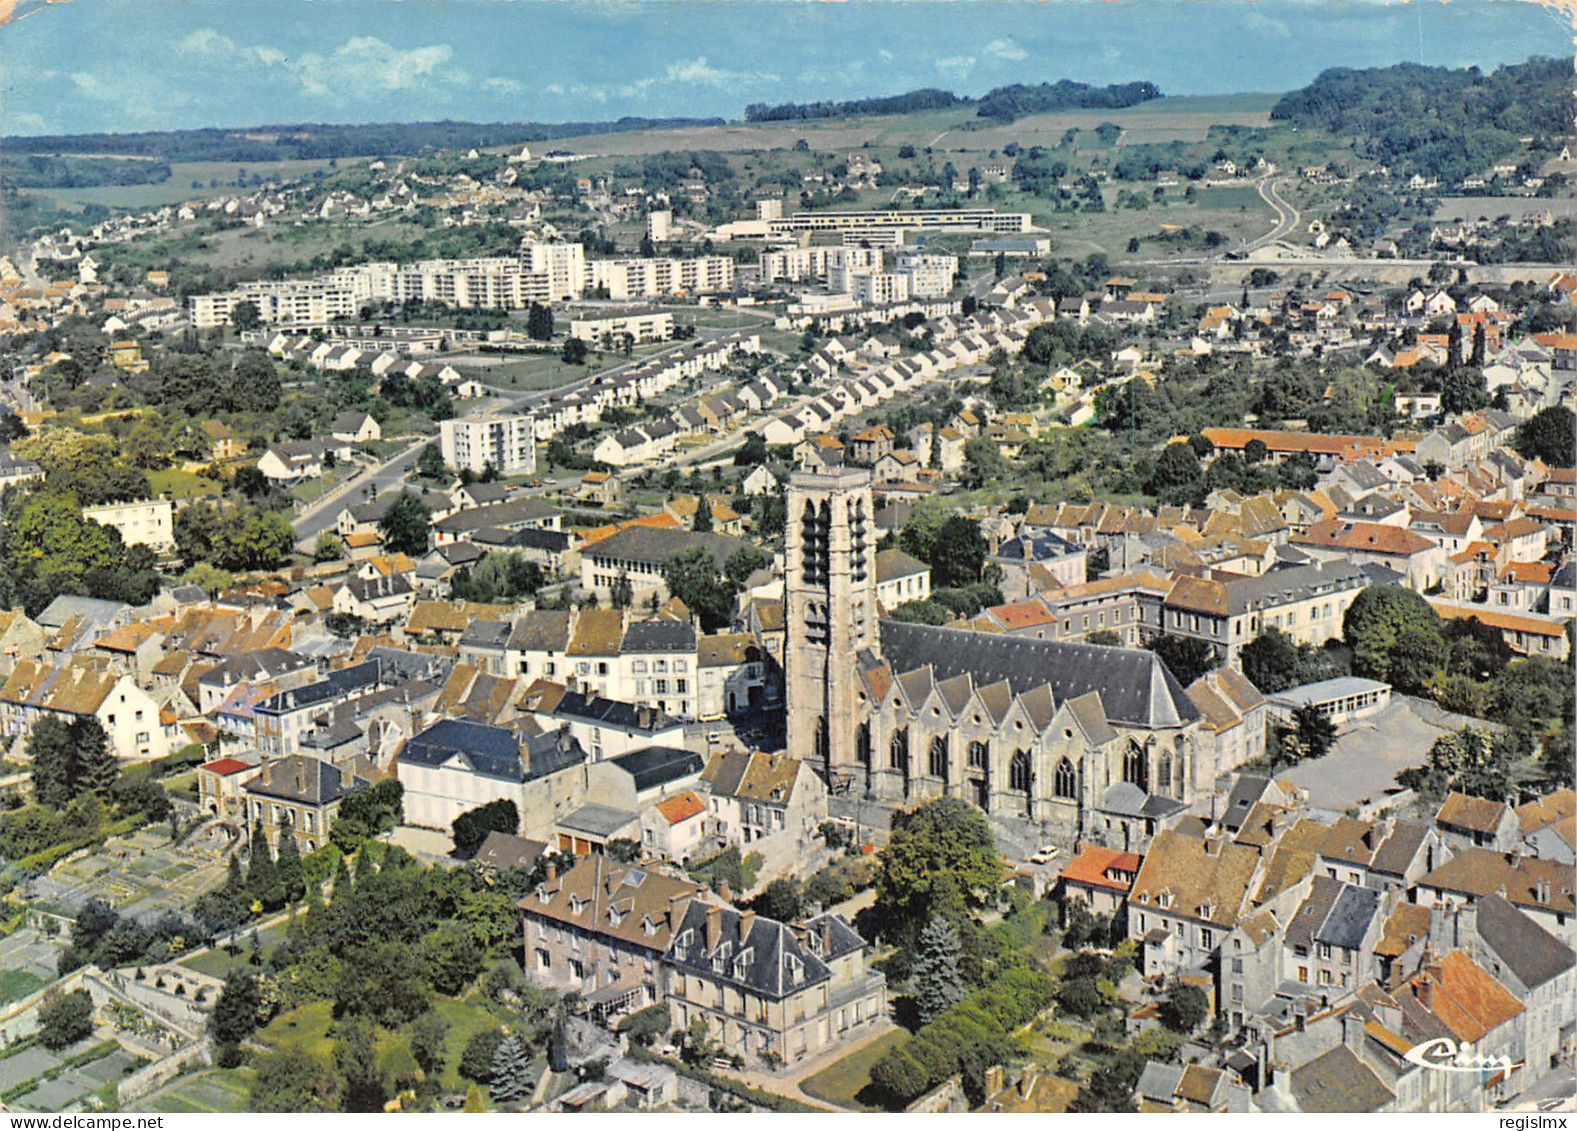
[
  {"x1": 29, "y1": 716, "x2": 117, "y2": 809},
  {"x1": 912, "y1": 916, "x2": 966, "y2": 1024},
  {"x1": 232, "y1": 350, "x2": 283, "y2": 413},
  {"x1": 229, "y1": 301, "x2": 262, "y2": 332},
  {"x1": 1440, "y1": 366, "x2": 1485, "y2": 414},
  {"x1": 750, "y1": 877, "x2": 803, "y2": 922},
  {"x1": 1160, "y1": 983, "x2": 1210, "y2": 1032},
  {"x1": 691, "y1": 499, "x2": 714, "y2": 532},
  {"x1": 1276, "y1": 703, "x2": 1336, "y2": 764},
  {"x1": 452, "y1": 799, "x2": 520, "y2": 858},
  {"x1": 929, "y1": 515, "x2": 987, "y2": 589},
  {"x1": 275, "y1": 830, "x2": 306, "y2": 905},
  {"x1": 610, "y1": 572, "x2": 634, "y2": 610},
  {"x1": 1146, "y1": 634, "x2": 1219, "y2": 687},
  {"x1": 874, "y1": 798, "x2": 1001, "y2": 948},
  {"x1": 1514, "y1": 407, "x2": 1576, "y2": 466},
  {"x1": 1239, "y1": 628, "x2": 1303, "y2": 694},
  {"x1": 415, "y1": 443, "x2": 447, "y2": 480},
  {"x1": 1146, "y1": 442, "x2": 1204, "y2": 506},
  {"x1": 249, "y1": 1047, "x2": 338, "y2": 1112},
  {"x1": 1399, "y1": 727, "x2": 1513, "y2": 802},
  {"x1": 459, "y1": 1028, "x2": 507, "y2": 1083},
  {"x1": 378, "y1": 492, "x2": 432, "y2": 556},
  {"x1": 1344, "y1": 585, "x2": 1445, "y2": 691},
  {"x1": 335, "y1": 1017, "x2": 386, "y2": 1112},
  {"x1": 661, "y1": 546, "x2": 735, "y2": 632},
  {"x1": 462, "y1": 1084, "x2": 488, "y2": 1112},
  {"x1": 960, "y1": 436, "x2": 1008, "y2": 489},
  {"x1": 488, "y1": 1035, "x2": 535, "y2": 1104},
  {"x1": 312, "y1": 532, "x2": 345, "y2": 564},
  {"x1": 561, "y1": 338, "x2": 589, "y2": 365},
  {"x1": 246, "y1": 824, "x2": 279, "y2": 909},
  {"x1": 734, "y1": 432, "x2": 768, "y2": 466},
  {"x1": 526, "y1": 303, "x2": 554, "y2": 342},
  {"x1": 211, "y1": 969, "x2": 263, "y2": 1048},
  {"x1": 723, "y1": 545, "x2": 771, "y2": 586},
  {"x1": 37, "y1": 988, "x2": 94, "y2": 1049}
]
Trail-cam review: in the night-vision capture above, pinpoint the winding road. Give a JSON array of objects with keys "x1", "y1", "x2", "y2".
[{"x1": 1245, "y1": 176, "x2": 1300, "y2": 252}]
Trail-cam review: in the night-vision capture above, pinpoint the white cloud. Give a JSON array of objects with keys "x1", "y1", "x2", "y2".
[
  {"x1": 253, "y1": 46, "x2": 285, "y2": 66},
  {"x1": 175, "y1": 27, "x2": 236, "y2": 57},
  {"x1": 8, "y1": 110, "x2": 48, "y2": 133},
  {"x1": 984, "y1": 38, "x2": 1027, "y2": 62},
  {"x1": 664, "y1": 57, "x2": 777, "y2": 87},
  {"x1": 935, "y1": 55, "x2": 976, "y2": 77},
  {"x1": 287, "y1": 36, "x2": 461, "y2": 100},
  {"x1": 1242, "y1": 11, "x2": 1292, "y2": 38},
  {"x1": 878, "y1": 48, "x2": 895, "y2": 61},
  {"x1": 543, "y1": 83, "x2": 566, "y2": 96},
  {"x1": 484, "y1": 76, "x2": 524, "y2": 95}
]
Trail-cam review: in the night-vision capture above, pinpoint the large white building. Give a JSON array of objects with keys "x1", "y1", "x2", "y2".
[
  {"x1": 761, "y1": 245, "x2": 882, "y2": 285},
  {"x1": 767, "y1": 208, "x2": 1033, "y2": 237},
  {"x1": 894, "y1": 252, "x2": 959, "y2": 299},
  {"x1": 81, "y1": 498, "x2": 175, "y2": 551},
  {"x1": 587, "y1": 256, "x2": 735, "y2": 301},
  {"x1": 440, "y1": 414, "x2": 538, "y2": 477},
  {"x1": 569, "y1": 309, "x2": 675, "y2": 345}
]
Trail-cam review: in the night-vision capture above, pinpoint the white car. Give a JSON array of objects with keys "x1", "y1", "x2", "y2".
[{"x1": 1029, "y1": 845, "x2": 1061, "y2": 865}]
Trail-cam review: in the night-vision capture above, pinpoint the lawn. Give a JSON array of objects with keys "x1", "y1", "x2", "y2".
[
  {"x1": 131, "y1": 1068, "x2": 254, "y2": 1114},
  {"x1": 0, "y1": 968, "x2": 44, "y2": 1004},
  {"x1": 18, "y1": 158, "x2": 336, "y2": 212},
  {"x1": 178, "y1": 922, "x2": 293, "y2": 978},
  {"x1": 146, "y1": 467, "x2": 225, "y2": 499},
  {"x1": 449, "y1": 353, "x2": 588, "y2": 392},
  {"x1": 798, "y1": 1028, "x2": 907, "y2": 1112}
]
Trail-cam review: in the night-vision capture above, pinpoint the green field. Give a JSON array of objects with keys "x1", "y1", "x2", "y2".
[
  {"x1": 798, "y1": 1028, "x2": 908, "y2": 1112},
  {"x1": 15, "y1": 158, "x2": 337, "y2": 212},
  {"x1": 178, "y1": 923, "x2": 293, "y2": 978}
]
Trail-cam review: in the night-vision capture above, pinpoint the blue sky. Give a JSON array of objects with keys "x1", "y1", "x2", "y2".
[{"x1": 0, "y1": 0, "x2": 1563, "y2": 136}]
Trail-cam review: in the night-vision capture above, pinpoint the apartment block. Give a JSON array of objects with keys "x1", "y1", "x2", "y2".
[{"x1": 440, "y1": 414, "x2": 538, "y2": 477}]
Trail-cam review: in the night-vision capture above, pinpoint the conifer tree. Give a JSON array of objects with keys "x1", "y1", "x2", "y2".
[
  {"x1": 275, "y1": 830, "x2": 306, "y2": 905},
  {"x1": 246, "y1": 824, "x2": 279, "y2": 908},
  {"x1": 912, "y1": 915, "x2": 966, "y2": 1025},
  {"x1": 488, "y1": 1035, "x2": 534, "y2": 1104}
]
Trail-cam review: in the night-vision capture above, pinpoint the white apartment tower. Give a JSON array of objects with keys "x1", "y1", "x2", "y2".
[{"x1": 439, "y1": 414, "x2": 538, "y2": 477}]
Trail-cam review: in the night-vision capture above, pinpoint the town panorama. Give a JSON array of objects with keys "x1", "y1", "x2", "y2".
[{"x1": 0, "y1": 0, "x2": 1571, "y2": 1118}]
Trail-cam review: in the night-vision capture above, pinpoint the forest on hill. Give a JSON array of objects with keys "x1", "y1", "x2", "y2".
[{"x1": 1270, "y1": 56, "x2": 1569, "y2": 182}]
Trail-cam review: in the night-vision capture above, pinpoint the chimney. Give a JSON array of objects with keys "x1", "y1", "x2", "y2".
[
  {"x1": 1341, "y1": 1012, "x2": 1364, "y2": 1053},
  {"x1": 739, "y1": 909, "x2": 755, "y2": 942},
  {"x1": 717, "y1": 880, "x2": 733, "y2": 905},
  {"x1": 545, "y1": 861, "x2": 557, "y2": 882},
  {"x1": 705, "y1": 905, "x2": 722, "y2": 952},
  {"x1": 1019, "y1": 1069, "x2": 1035, "y2": 1100},
  {"x1": 668, "y1": 892, "x2": 688, "y2": 929},
  {"x1": 1458, "y1": 901, "x2": 1478, "y2": 958},
  {"x1": 295, "y1": 761, "x2": 306, "y2": 792},
  {"x1": 984, "y1": 1065, "x2": 1004, "y2": 1097},
  {"x1": 637, "y1": 705, "x2": 652, "y2": 730}
]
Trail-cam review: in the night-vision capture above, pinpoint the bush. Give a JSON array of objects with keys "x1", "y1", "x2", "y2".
[
  {"x1": 37, "y1": 988, "x2": 95, "y2": 1049},
  {"x1": 619, "y1": 1003, "x2": 670, "y2": 1047},
  {"x1": 460, "y1": 1027, "x2": 507, "y2": 1083}
]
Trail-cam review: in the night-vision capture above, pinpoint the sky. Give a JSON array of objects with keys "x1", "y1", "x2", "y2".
[{"x1": 0, "y1": 0, "x2": 1565, "y2": 137}]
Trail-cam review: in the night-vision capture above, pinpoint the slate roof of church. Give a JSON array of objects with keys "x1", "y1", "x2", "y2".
[{"x1": 878, "y1": 620, "x2": 1200, "y2": 728}]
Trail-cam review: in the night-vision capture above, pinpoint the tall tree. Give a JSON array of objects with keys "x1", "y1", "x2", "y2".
[
  {"x1": 488, "y1": 1035, "x2": 535, "y2": 1104},
  {"x1": 246, "y1": 824, "x2": 279, "y2": 909},
  {"x1": 1343, "y1": 585, "x2": 1446, "y2": 691},
  {"x1": 912, "y1": 916, "x2": 966, "y2": 1024},
  {"x1": 378, "y1": 492, "x2": 433, "y2": 556},
  {"x1": 275, "y1": 830, "x2": 306, "y2": 905}
]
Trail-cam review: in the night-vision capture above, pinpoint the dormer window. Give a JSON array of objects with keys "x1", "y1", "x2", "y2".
[
  {"x1": 608, "y1": 908, "x2": 621, "y2": 927},
  {"x1": 537, "y1": 888, "x2": 551, "y2": 905},
  {"x1": 1157, "y1": 892, "x2": 1173, "y2": 909}
]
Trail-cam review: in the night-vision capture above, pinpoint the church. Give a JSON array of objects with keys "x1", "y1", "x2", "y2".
[{"x1": 785, "y1": 468, "x2": 1241, "y2": 851}]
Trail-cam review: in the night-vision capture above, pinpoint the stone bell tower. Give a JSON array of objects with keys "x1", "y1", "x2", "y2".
[{"x1": 784, "y1": 467, "x2": 878, "y2": 779}]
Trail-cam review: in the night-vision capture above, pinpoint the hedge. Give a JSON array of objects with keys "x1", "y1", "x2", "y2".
[{"x1": 870, "y1": 964, "x2": 1056, "y2": 1105}]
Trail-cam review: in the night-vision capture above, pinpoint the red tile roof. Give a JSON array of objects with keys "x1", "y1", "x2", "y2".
[{"x1": 1061, "y1": 846, "x2": 1143, "y2": 893}]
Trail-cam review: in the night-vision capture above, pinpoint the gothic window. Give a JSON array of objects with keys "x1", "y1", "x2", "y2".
[
  {"x1": 1123, "y1": 743, "x2": 1148, "y2": 792},
  {"x1": 889, "y1": 727, "x2": 909, "y2": 772},
  {"x1": 1009, "y1": 750, "x2": 1032, "y2": 793},
  {"x1": 856, "y1": 722, "x2": 871, "y2": 766},
  {"x1": 1054, "y1": 757, "x2": 1077, "y2": 799},
  {"x1": 967, "y1": 741, "x2": 988, "y2": 771},
  {"x1": 813, "y1": 716, "x2": 828, "y2": 763},
  {"x1": 928, "y1": 736, "x2": 949, "y2": 781},
  {"x1": 1157, "y1": 753, "x2": 1173, "y2": 799}
]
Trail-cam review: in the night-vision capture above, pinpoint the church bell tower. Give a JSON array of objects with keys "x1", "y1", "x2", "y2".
[{"x1": 785, "y1": 468, "x2": 877, "y2": 780}]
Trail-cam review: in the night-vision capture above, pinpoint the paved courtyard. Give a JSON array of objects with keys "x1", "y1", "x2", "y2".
[{"x1": 1278, "y1": 696, "x2": 1500, "y2": 814}]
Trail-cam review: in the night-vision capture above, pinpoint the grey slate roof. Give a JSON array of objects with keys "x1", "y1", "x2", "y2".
[
  {"x1": 1316, "y1": 883, "x2": 1382, "y2": 950},
  {"x1": 1474, "y1": 892, "x2": 1575, "y2": 990},
  {"x1": 621, "y1": 620, "x2": 696, "y2": 653},
  {"x1": 244, "y1": 754, "x2": 366, "y2": 805},
  {"x1": 1291, "y1": 1045, "x2": 1394, "y2": 1113},
  {"x1": 609, "y1": 745, "x2": 704, "y2": 793},
  {"x1": 402, "y1": 718, "x2": 586, "y2": 782},
  {"x1": 557, "y1": 802, "x2": 638, "y2": 838},
  {"x1": 878, "y1": 620, "x2": 1201, "y2": 728},
  {"x1": 581, "y1": 526, "x2": 748, "y2": 569},
  {"x1": 665, "y1": 904, "x2": 868, "y2": 1000}
]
